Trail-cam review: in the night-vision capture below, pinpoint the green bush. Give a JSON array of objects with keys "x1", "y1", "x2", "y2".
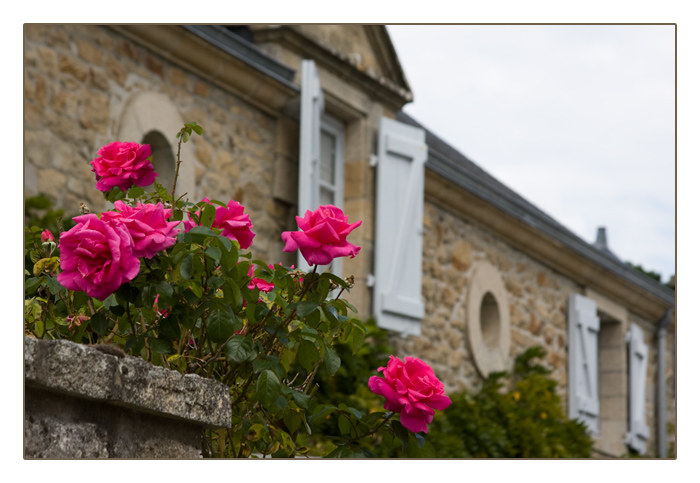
[
  {"x1": 427, "y1": 346, "x2": 593, "y2": 458},
  {"x1": 311, "y1": 323, "x2": 592, "y2": 458}
]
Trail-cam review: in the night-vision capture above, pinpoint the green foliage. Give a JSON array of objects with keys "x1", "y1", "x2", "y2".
[
  {"x1": 428, "y1": 346, "x2": 593, "y2": 458},
  {"x1": 24, "y1": 194, "x2": 76, "y2": 234}
]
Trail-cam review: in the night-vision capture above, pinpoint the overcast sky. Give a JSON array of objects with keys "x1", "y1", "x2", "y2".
[{"x1": 386, "y1": 25, "x2": 675, "y2": 282}]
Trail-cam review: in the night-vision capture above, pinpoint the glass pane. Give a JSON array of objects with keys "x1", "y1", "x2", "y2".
[
  {"x1": 320, "y1": 186, "x2": 334, "y2": 206},
  {"x1": 320, "y1": 131, "x2": 336, "y2": 185}
]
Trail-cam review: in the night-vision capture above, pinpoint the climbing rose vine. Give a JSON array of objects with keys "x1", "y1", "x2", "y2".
[{"x1": 24, "y1": 121, "x2": 450, "y2": 458}]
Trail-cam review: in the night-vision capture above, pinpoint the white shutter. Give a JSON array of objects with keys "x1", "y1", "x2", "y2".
[
  {"x1": 297, "y1": 59, "x2": 324, "y2": 272},
  {"x1": 373, "y1": 117, "x2": 427, "y2": 336},
  {"x1": 625, "y1": 323, "x2": 650, "y2": 454},
  {"x1": 568, "y1": 293, "x2": 601, "y2": 434}
]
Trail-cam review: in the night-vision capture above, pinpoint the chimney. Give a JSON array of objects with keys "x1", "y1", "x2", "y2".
[
  {"x1": 593, "y1": 227, "x2": 620, "y2": 261},
  {"x1": 594, "y1": 227, "x2": 608, "y2": 251}
]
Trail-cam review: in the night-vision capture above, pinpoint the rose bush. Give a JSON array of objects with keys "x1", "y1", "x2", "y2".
[
  {"x1": 24, "y1": 120, "x2": 445, "y2": 458},
  {"x1": 90, "y1": 141, "x2": 157, "y2": 192},
  {"x1": 282, "y1": 205, "x2": 361, "y2": 266}
]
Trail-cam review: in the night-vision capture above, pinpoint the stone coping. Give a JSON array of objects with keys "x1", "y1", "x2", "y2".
[{"x1": 24, "y1": 337, "x2": 231, "y2": 429}]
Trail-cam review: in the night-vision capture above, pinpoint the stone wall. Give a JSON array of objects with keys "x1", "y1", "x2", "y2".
[
  {"x1": 390, "y1": 200, "x2": 578, "y2": 398},
  {"x1": 24, "y1": 336, "x2": 231, "y2": 458},
  {"x1": 23, "y1": 24, "x2": 294, "y2": 264}
]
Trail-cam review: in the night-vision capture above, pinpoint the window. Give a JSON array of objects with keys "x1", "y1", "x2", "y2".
[
  {"x1": 318, "y1": 115, "x2": 344, "y2": 208},
  {"x1": 142, "y1": 130, "x2": 176, "y2": 192},
  {"x1": 297, "y1": 60, "x2": 345, "y2": 279},
  {"x1": 465, "y1": 261, "x2": 511, "y2": 376}
]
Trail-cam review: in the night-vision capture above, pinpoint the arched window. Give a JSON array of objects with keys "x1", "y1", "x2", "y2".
[
  {"x1": 141, "y1": 130, "x2": 176, "y2": 192},
  {"x1": 117, "y1": 91, "x2": 195, "y2": 200}
]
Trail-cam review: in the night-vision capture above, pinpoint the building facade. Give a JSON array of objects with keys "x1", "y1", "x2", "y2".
[{"x1": 23, "y1": 24, "x2": 675, "y2": 457}]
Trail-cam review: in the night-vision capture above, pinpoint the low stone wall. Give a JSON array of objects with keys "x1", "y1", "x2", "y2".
[{"x1": 24, "y1": 337, "x2": 231, "y2": 458}]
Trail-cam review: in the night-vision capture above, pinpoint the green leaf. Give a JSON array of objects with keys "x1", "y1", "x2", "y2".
[
  {"x1": 90, "y1": 312, "x2": 108, "y2": 336},
  {"x1": 291, "y1": 391, "x2": 311, "y2": 409},
  {"x1": 215, "y1": 235, "x2": 233, "y2": 252},
  {"x1": 275, "y1": 395, "x2": 289, "y2": 409},
  {"x1": 204, "y1": 246, "x2": 221, "y2": 262},
  {"x1": 297, "y1": 340, "x2": 319, "y2": 372},
  {"x1": 350, "y1": 325, "x2": 365, "y2": 355},
  {"x1": 206, "y1": 308, "x2": 236, "y2": 343},
  {"x1": 127, "y1": 186, "x2": 145, "y2": 198},
  {"x1": 106, "y1": 187, "x2": 127, "y2": 203},
  {"x1": 296, "y1": 301, "x2": 318, "y2": 319},
  {"x1": 187, "y1": 225, "x2": 217, "y2": 238},
  {"x1": 207, "y1": 274, "x2": 225, "y2": 290},
  {"x1": 149, "y1": 338, "x2": 173, "y2": 355},
  {"x1": 200, "y1": 203, "x2": 216, "y2": 228},
  {"x1": 223, "y1": 335, "x2": 254, "y2": 364},
  {"x1": 257, "y1": 370, "x2": 281, "y2": 408},
  {"x1": 324, "y1": 346, "x2": 341, "y2": 375},
  {"x1": 24, "y1": 277, "x2": 41, "y2": 295},
  {"x1": 338, "y1": 415, "x2": 352, "y2": 435},
  {"x1": 391, "y1": 420, "x2": 410, "y2": 448},
  {"x1": 191, "y1": 124, "x2": 203, "y2": 135},
  {"x1": 283, "y1": 411, "x2": 301, "y2": 434},
  {"x1": 45, "y1": 275, "x2": 64, "y2": 295},
  {"x1": 222, "y1": 279, "x2": 242, "y2": 310},
  {"x1": 179, "y1": 253, "x2": 194, "y2": 280},
  {"x1": 182, "y1": 130, "x2": 190, "y2": 143},
  {"x1": 156, "y1": 281, "x2": 174, "y2": 303},
  {"x1": 102, "y1": 293, "x2": 118, "y2": 309}
]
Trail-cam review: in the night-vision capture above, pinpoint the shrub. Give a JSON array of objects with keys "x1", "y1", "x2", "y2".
[{"x1": 428, "y1": 346, "x2": 593, "y2": 458}]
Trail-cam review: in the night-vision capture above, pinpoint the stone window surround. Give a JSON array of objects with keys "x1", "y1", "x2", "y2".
[
  {"x1": 117, "y1": 90, "x2": 196, "y2": 201},
  {"x1": 584, "y1": 287, "x2": 630, "y2": 456},
  {"x1": 467, "y1": 261, "x2": 511, "y2": 377}
]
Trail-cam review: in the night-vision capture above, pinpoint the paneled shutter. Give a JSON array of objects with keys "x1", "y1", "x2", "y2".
[
  {"x1": 374, "y1": 117, "x2": 427, "y2": 336},
  {"x1": 625, "y1": 323, "x2": 650, "y2": 454},
  {"x1": 297, "y1": 60, "x2": 324, "y2": 272},
  {"x1": 568, "y1": 293, "x2": 600, "y2": 434}
]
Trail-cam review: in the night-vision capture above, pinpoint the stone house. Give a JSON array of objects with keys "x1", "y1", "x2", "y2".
[{"x1": 23, "y1": 24, "x2": 675, "y2": 458}]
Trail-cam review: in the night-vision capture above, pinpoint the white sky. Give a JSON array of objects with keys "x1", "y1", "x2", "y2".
[{"x1": 387, "y1": 24, "x2": 676, "y2": 282}]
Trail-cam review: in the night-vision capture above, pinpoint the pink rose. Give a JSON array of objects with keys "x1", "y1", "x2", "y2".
[
  {"x1": 368, "y1": 356, "x2": 452, "y2": 433},
  {"x1": 57, "y1": 214, "x2": 140, "y2": 301},
  {"x1": 212, "y1": 200, "x2": 255, "y2": 249},
  {"x1": 90, "y1": 141, "x2": 157, "y2": 192},
  {"x1": 248, "y1": 265, "x2": 274, "y2": 293},
  {"x1": 101, "y1": 201, "x2": 180, "y2": 259},
  {"x1": 41, "y1": 229, "x2": 55, "y2": 243},
  {"x1": 281, "y1": 205, "x2": 361, "y2": 266}
]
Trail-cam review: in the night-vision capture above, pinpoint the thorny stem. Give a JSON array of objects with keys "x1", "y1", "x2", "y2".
[{"x1": 171, "y1": 132, "x2": 183, "y2": 203}]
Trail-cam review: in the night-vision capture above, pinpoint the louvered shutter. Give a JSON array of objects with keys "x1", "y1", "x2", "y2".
[
  {"x1": 373, "y1": 117, "x2": 427, "y2": 336},
  {"x1": 297, "y1": 59, "x2": 324, "y2": 272},
  {"x1": 568, "y1": 293, "x2": 601, "y2": 434},
  {"x1": 625, "y1": 323, "x2": 650, "y2": 453}
]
